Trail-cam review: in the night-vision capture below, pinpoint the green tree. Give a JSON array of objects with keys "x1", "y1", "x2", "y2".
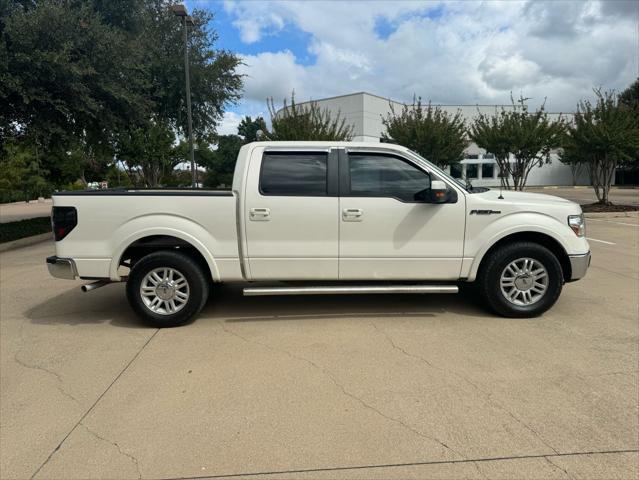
[
  {"x1": 381, "y1": 97, "x2": 468, "y2": 168},
  {"x1": 1, "y1": 0, "x2": 147, "y2": 155},
  {"x1": 117, "y1": 120, "x2": 177, "y2": 187},
  {"x1": 0, "y1": 139, "x2": 49, "y2": 202},
  {"x1": 200, "y1": 135, "x2": 244, "y2": 188},
  {"x1": 562, "y1": 89, "x2": 639, "y2": 205},
  {"x1": 469, "y1": 97, "x2": 565, "y2": 190},
  {"x1": 265, "y1": 93, "x2": 353, "y2": 141},
  {"x1": 1, "y1": 0, "x2": 243, "y2": 190},
  {"x1": 619, "y1": 78, "x2": 639, "y2": 109},
  {"x1": 133, "y1": 1, "x2": 243, "y2": 140},
  {"x1": 238, "y1": 116, "x2": 268, "y2": 142}
]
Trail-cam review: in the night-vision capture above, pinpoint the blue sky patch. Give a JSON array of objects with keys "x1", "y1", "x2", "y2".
[{"x1": 205, "y1": 2, "x2": 316, "y2": 66}]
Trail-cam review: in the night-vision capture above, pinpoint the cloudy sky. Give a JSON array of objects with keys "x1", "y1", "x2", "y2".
[{"x1": 193, "y1": 0, "x2": 638, "y2": 135}]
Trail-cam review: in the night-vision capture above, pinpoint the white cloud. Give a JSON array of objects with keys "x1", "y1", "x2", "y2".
[
  {"x1": 217, "y1": 111, "x2": 243, "y2": 136},
  {"x1": 224, "y1": 0, "x2": 638, "y2": 113}
]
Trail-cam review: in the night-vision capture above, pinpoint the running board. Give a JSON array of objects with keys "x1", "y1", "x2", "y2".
[{"x1": 243, "y1": 285, "x2": 459, "y2": 296}]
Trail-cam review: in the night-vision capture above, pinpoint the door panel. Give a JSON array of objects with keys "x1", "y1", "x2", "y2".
[
  {"x1": 244, "y1": 149, "x2": 339, "y2": 280},
  {"x1": 339, "y1": 152, "x2": 466, "y2": 280}
]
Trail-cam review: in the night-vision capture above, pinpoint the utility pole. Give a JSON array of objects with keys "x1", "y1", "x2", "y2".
[{"x1": 171, "y1": 4, "x2": 196, "y2": 187}]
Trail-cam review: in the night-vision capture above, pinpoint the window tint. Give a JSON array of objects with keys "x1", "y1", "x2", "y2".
[
  {"x1": 482, "y1": 163, "x2": 495, "y2": 178},
  {"x1": 349, "y1": 154, "x2": 430, "y2": 202},
  {"x1": 260, "y1": 152, "x2": 327, "y2": 196}
]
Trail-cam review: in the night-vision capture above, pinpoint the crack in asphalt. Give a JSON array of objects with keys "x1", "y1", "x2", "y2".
[
  {"x1": 220, "y1": 324, "x2": 472, "y2": 467},
  {"x1": 13, "y1": 352, "x2": 81, "y2": 406},
  {"x1": 543, "y1": 455, "x2": 575, "y2": 479},
  {"x1": 160, "y1": 448, "x2": 639, "y2": 480},
  {"x1": 369, "y1": 322, "x2": 562, "y2": 457},
  {"x1": 81, "y1": 423, "x2": 142, "y2": 479},
  {"x1": 13, "y1": 319, "x2": 81, "y2": 406},
  {"x1": 29, "y1": 328, "x2": 159, "y2": 480}
]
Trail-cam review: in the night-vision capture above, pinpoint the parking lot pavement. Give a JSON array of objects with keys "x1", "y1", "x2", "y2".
[
  {"x1": 524, "y1": 187, "x2": 639, "y2": 207},
  {"x1": 1, "y1": 219, "x2": 637, "y2": 480},
  {"x1": 0, "y1": 200, "x2": 53, "y2": 223}
]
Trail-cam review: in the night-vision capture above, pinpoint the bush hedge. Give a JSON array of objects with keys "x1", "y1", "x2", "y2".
[{"x1": 0, "y1": 217, "x2": 52, "y2": 243}]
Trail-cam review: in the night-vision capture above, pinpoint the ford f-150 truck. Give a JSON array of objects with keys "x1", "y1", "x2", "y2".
[{"x1": 47, "y1": 141, "x2": 590, "y2": 327}]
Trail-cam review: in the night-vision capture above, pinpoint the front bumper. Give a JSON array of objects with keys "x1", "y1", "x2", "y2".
[
  {"x1": 46, "y1": 256, "x2": 77, "y2": 280},
  {"x1": 568, "y1": 251, "x2": 591, "y2": 281}
]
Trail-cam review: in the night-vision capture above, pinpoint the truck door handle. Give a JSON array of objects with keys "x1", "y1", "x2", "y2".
[
  {"x1": 249, "y1": 207, "x2": 270, "y2": 221},
  {"x1": 342, "y1": 208, "x2": 363, "y2": 221}
]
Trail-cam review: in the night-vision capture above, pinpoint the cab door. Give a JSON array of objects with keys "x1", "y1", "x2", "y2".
[
  {"x1": 338, "y1": 150, "x2": 466, "y2": 280},
  {"x1": 244, "y1": 148, "x2": 339, "y2": 280}
]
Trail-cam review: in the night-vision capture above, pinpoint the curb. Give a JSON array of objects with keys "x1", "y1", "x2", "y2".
[
  {"x1": 0, "y1": 232, "x2": 52, "y2": 253},
  {"x1": 584, "y1": 211, "x2": 639, "y2": 219}
]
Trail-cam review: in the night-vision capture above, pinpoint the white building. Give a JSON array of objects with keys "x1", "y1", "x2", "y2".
[{"x1": 301, "y1": 92, "x2": 589, "y2": 187}]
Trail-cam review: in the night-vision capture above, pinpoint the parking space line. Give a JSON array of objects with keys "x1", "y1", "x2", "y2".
[
  {"x1": 587, "y1": 218, "x2": 639, "y2": 227},
  {"x1": 587, "y1": 237, "x2": 616, "y2": 245}
]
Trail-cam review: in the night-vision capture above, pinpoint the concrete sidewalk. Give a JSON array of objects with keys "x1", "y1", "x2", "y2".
[
  {"x1": 0, "y1": 199, "x2": 52, "y2": 223},
  {"x1": 524, "y1": 187, "x2": 639, "y2": 207}
]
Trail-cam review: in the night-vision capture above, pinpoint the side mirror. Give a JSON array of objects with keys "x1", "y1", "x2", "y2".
[
  {"x1": 430, "y1": 180, "x2": 449, "y2": 203},
  {"x1": 414, "y1": 180, "x2": 457, "y2": 203}
]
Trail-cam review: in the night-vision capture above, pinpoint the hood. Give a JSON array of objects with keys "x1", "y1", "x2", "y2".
[{"x1": 472, "y1": 189, "x2": 577, "y2": 207}]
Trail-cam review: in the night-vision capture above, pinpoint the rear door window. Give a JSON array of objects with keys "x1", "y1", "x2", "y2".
[{"x1": 260, "y1": 152, "x2": 328, "y2": 196}]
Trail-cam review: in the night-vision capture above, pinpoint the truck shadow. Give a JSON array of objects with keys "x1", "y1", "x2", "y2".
[
  {"x1": 26, "y1": 282, "x2": 492, "y2": 328},
  {"x1": 25, "y1": 283, "x2": 145, "y2": 328},
  {"x1": 203, "y1": 283, "x2": 492, "y2": 324}
]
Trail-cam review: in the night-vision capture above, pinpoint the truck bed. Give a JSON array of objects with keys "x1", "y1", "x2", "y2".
[{"x1": 52, "y1": 189, "x2": 241, "y2": 281}]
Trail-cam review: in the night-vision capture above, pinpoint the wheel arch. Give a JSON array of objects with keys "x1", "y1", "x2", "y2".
[
  {"x1": 469, "y1": 231, "x2": 572, "y2": 283},
  {"x1": 110, "y1": 229, "x2": 219, "y2": 282}
]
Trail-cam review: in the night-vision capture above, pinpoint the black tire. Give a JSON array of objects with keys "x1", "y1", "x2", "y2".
[
  {"x1": 126, "y1": 250, "x2": 209, "y2": 327},
  {"x1": 477, "y1": 242, "x2": 563, "y2": 318}
]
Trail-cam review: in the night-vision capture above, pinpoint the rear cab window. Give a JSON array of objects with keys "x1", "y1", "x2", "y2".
[{"x1": 260, "y1": 152, "x2": 328, "y2": 196}]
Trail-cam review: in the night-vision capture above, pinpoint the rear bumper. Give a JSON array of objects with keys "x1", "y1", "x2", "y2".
[
  {"x1": 568, "y1": 251, "x2": 591, "y2": 281},
  {"x1": 46, "y1": 256, "x2": 77, "y2": 280}
]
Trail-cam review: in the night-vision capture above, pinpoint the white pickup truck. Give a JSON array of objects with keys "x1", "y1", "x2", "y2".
[{"x1": 47, "y1": 141, "x2": 590, "y2": 327}]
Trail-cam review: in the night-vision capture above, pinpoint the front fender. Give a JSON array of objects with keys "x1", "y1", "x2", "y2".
[
  {"x1": 108, "y1": 215, "x2": 220, "y2": 281},
  {"x1": 465, "y1": 212, "x2": 586, "y2": 281}
]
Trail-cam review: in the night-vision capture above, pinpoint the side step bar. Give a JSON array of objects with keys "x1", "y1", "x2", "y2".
[{"x1": 243, "y1": 285, "x2": 458, "y2": 296}]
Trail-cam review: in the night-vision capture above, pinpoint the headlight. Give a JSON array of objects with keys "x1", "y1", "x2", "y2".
[{"x1": 568, "y1": 214, "x2": 585, "y2": 237}]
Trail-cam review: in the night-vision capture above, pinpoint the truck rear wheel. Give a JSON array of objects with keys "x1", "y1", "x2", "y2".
[
  {"x1": 478, "y1": 242, "x2": 563, "y2": 318},
  {"x1": 126, "y1": 250, "x2": 209, "y2": 327}
]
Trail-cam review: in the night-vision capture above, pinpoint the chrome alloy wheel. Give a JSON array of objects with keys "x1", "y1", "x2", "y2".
[
  {"x1": 500, "y1": 257, "x2": 548, "y2": 306},
  {"x1": 140, "y1": 267, "x2": 190, "y2": 315}
]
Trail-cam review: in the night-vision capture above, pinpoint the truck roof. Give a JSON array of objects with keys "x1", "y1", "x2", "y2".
[{"x1": 244, "y1": 141, "x2": 410, "y2": 151}]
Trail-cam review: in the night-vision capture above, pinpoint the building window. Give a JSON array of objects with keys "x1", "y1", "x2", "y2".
[
  {"x1": 260, "y1": 152, "x2": 328, "y2": 196},
  {"x1": 466, "y1": 163, "x2": 478, "y2": 179},
  {"x1": 483, "y1": 153, "x2": 495, "y2": 160},
  {"x1": 450, "y1": 163, "x2": 463, "y2": 179},
  {"x1": 466, "y1": 154, "x2": 479, "y2": 160},
  {"x1": 482, "y1": 163, "x2": 495, "y2": 178}
]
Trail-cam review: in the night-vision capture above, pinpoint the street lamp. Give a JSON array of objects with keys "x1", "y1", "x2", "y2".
[{"x1": 171, "y1": 4, "x2": 196, "y2": 188}]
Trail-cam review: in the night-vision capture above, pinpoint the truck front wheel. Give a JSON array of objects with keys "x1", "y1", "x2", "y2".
[
  {"x1": 126, "y1": 250, "x2": 209, "y2": 327},
  {"x1": 478, "y1": 242, "x2": 563, "y2": 318}
]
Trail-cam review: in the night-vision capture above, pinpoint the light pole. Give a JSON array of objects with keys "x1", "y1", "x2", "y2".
[{"x1": 171, "y1": 4, "x2": 196, "y2": 188}]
